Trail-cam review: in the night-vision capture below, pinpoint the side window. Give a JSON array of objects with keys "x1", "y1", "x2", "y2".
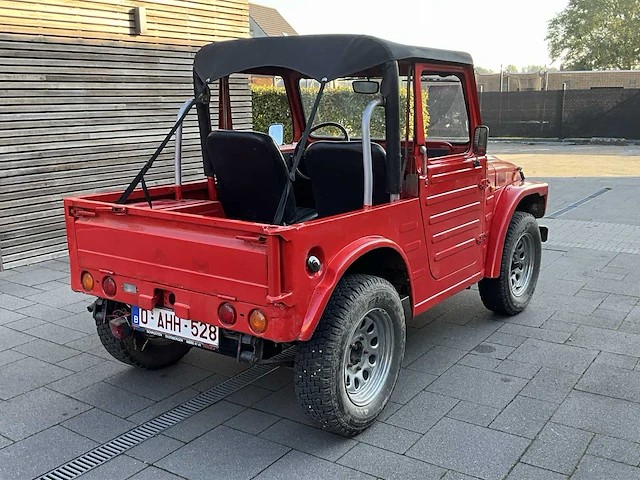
[
  {"x1": 250, "y1": 75, "x2": 294, "y2": 143},
  {"x1": 421, "y1": 74, "x2": 470, "y2": 146}
]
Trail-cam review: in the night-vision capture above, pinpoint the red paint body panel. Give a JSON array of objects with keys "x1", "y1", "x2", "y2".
[{"x1": 63, "y1": 60, "x2": 549, "y2": 347}]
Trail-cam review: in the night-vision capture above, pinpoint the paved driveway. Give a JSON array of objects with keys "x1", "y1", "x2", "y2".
[{"x1": 2, "y1": 162, "x2": 640, "y2": 479}]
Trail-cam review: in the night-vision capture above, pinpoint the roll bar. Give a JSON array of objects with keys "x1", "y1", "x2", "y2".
[{"x1": 361, "y1": 97, "x2": 385, "y2": 207}]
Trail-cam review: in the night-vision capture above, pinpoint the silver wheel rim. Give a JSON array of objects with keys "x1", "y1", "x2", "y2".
[
  {"x1": 343, "y1": 308, "x2": 394, "y2": 407},
  {"x1": 510, "y1": 232, "x2": 535, "y2": 297}
]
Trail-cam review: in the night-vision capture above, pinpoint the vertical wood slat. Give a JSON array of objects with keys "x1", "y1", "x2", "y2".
[{"x1": 0, "y1": 0, "x2": 251, "y2": 269}]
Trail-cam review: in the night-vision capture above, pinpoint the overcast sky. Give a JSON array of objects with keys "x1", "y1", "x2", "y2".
[{"x1": 254, "y1": 0, "x2": 569, "y2": 72}]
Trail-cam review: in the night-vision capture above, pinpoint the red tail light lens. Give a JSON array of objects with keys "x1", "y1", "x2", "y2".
[
  {"x1": 102, "y1": 276, "x2": 117, "y2": 297},
  {"x1": 218, "y1": 302, "x2": 236, "y2": 326}
]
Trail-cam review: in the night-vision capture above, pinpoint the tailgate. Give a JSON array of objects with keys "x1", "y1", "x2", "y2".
[{"x1": 66, "y1": 201, "x2": 270, "y2": 305}]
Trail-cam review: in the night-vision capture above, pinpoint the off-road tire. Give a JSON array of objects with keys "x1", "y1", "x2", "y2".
[
  {"x1": 92, "y1": 299, "x2": 191, "y2": 369},
  {"x1": 479, "y1": 211, "x2": 542, "y2": 315},
  {"x1": 294, "y1": 274, "x2": 406, "y2": 437}
]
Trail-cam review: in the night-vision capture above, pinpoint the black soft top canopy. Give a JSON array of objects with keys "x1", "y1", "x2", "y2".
[{"x1": 193, "y1": 34, "x2": 473, "y2": 84}]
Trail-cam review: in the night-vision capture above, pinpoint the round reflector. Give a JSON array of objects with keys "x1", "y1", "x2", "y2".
[
  {"x1": 102, "y1": 276, "x2": 117, "y2": 297},
  {"x1": 81, "y1": 271, "x2": 94, "y2": 291},
  {"x1": 218, "y1": 302, "x2": 237, "y2": 326},
  {"x1": 249, "y1": 309, "x2": 268, "y2": 334}
]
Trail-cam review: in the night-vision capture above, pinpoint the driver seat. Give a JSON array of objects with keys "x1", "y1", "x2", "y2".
[{"x1": 206, "y1": 130, "x2": 316, "y2": 224}]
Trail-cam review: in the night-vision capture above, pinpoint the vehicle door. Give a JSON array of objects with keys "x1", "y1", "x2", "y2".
[{"x1": 415, "y1": 65, "x2": 486, "y2": 284}]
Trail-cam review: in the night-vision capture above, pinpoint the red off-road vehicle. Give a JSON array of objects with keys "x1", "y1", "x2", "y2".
[{"x1": 65, "y1": 35, "x2": 548, "y2": 436}]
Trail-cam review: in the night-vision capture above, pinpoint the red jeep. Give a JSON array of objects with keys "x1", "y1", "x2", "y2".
[{"x1": 64, "y1": 35, "x2": 548, "y2": 436}]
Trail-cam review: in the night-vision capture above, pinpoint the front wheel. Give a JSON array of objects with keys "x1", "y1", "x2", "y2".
[
  {"x1": 294, "y1": 274, "x2": 406, "y2": 437},
  {"x1": 479, "y1": 211, "x2": 542, "y2": 315}
]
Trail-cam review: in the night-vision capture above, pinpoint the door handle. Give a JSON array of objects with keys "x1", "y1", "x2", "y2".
[{"x1": 420, "y1": 146, "x2": 428, "y2": 186}]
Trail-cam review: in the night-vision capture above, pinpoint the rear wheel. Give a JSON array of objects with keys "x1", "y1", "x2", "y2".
[
  {"x1": 92, "y1": 299, "x2": 191, "y2": 369},
  {"x1": 294, "y1": 274, "x2": 405, "y2": 437},
  {"x1": 479, "y1": 211, "x2": 542, "y2": 315}
]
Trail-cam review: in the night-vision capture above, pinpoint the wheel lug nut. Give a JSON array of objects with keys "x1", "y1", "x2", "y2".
[
  {"x1": 359, "y1": 335, "x2": 365, "y2": 341},
  {"x1": 356, "y1": 366, "x2": 361, "y2": 371}
]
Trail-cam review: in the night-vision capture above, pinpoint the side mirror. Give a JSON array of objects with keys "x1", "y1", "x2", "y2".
[
  {"x1": 268, "y1": 123, "x2": 284, "y2": 145},
  {"x1": 352, "y1": 80, "x2": 380, "y2": 95},
  {"x1": 473, "y1": 125, "x2": 489, "y2": 156}
]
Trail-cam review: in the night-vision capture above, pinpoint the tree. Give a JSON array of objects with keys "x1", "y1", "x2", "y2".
[
  {"x1": 521, "y1": 65, "x2": 545, "y2": 73},
  {"x1": 547, "y1": 0, "x2": 640, "y2": 70},
  {"x1": 503, "y1": 65, "x2": 519, "y2": 73},
  {"x1": 474, "y1": 66, "x2": 494, "y2": 74}
]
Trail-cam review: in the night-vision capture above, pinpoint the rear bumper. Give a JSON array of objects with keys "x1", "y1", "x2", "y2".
[{"x1": 73, "y1": 267, "x2": 301, "y2": 343}]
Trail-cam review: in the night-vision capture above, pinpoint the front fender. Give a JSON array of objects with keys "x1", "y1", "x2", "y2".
[
  {"x1": 298, "y1": 236, "x2": 411, "y2": 341},
  {"x1": 485, "y1": 181, "x2": 548, "y2": 278}
]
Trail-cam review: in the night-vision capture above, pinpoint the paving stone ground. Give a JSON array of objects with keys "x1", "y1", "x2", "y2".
[{"x1": 2, "y1": 146, "x2": 640, "y2": 479}]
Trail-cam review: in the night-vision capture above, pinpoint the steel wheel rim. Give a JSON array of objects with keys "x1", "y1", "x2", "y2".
[
  {"x1": 510, "y1": 232, "x2": 535, "y2": 297},
  {"x1": 343, "y1": 308, "x2": 394, "y2": 407}
]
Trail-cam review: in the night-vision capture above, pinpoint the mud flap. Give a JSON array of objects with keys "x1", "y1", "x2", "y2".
[{"x1": 539, "y1": 225, "x2": 548, "y2": 242}]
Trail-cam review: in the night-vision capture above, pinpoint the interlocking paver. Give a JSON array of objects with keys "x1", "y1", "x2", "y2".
[
  {"x1": 490, "y1": 396, "x2": 557, "y2": 439},
  {"x1": 71, "y1": 382, "x2": 155, "y2": 418},
  {"x1": 553, "y1": 390, "x2": 640, "y2": 443},
  {"x1": 259, "y1": 418, "x2": 357, "y2": 461},
  {"x1": 128, "y1": 435, "x2": 185, "y2": 464},
  {"x1": 386, "y1": 391, "x2": 459, "y2": 433},
  {"x1": 105, "y1": 362, "x2": 212, "y2": 401},
  {"x1": 157, "y1": 425, "x2": 290, "y2": 480},
  {"x1": 494, "y1": 359, "x2": 540, "y2": 379},
  {"x1": 572, "y1": 454, "x2": 640, "y2": 480},
  {"x1": 389, "y1": 367, "x2": 437, "y2": 404},
  {"x1": 457, "y1": 353, "x2": 502, "y2": 370},
  {"x1": 56, "y1": 352, "x2": 105, "y2": 372},
  {"x1": 0, "y1": 426, "x2": 97, "y2": 480},
  {"x1": 0, "y1": 357, "x2": 72, "y2": 399},
  {"x1": 0, "y1": 307, "x2": 26, "y2": 325},
  {"x1": 223, "y1": 408, "x2": 280, "y2": 435},
  {"x1": 7, "y1": 268, "x2": 67, "y2": 287},
  {"x1": 12, "y1": 338, "x2": 79, "y2": 363},
  {"x1": 259, "y1": 450, "x2": 374, "y2": 480},
  {"x1": 426, "y1": 364, "x2": 527, "y2": 409},
  {"x1": 354, "y1": 420, "x2": 421, "y2": 454},
  {"x1": 24, "y1": 322, "x2": 88, "y2": 344},
  {"x1": 519, "y1": 367, "x2": 580, "y2": 404},
  {"x1": 47, "y1": 360, "x2": 129, "y2": 395},
  {"x1": 498, "y1": 323, "x2": 571, "y2": 343},
  {"x1": 446, "y1": 400, "x2": 501, "y2": 427},
  {"x1": 576, "y1": 363, "x2": 640, "y2": 402},
  {"x1": 593, "y1": 351, "x2": 639, "y2": 370},
  {"x1": 0, "y1": 293, "x2": 34, "y2": 311},
  {"x1": 0, "y1": 325, "x2": 33, "y2": 351},
  {"x1": 128, "y1": 466, "x2": 186, "y2": 480},
  {"x1": 224, "y1": 384, "x2": 272, "y2": 407},
  {"x1": 521, "y1": 422, "x2": 592, "y2": 475},
  {"x1": 0, "y1": 387, "x2": 90, "y2": 440},
  {"x1": 506, "y1": 463, "x2": 568, "y2": 479},
  {"x1": 508, "y1": 338, "x2": 598, "y2": 374},
  {"x1": 0, "y1": 349, "x2": 26, "y2": 367},
  {"x1": 162, "y1": 400, "x2": 244, "y2": 442},
  {"x1": 485, "y1": 331, "x2": 527, "y2": 348},
  {"x1": 587, "y1": 434, "x2": 640, "y2": 466},
  {"x1": 407, "y1": 417, "x2": 530, "y2": 480},
  {"x1": 62, "y1": 408, "x2": 137, "y2": 442},
  {"x1": 569, "y1": 325, "x2": 640, "y2": 357},
  {"x1": 338, "y1": 443, "x2": 446, "y2": 480},
  {"x1": 405, "y1": 345, "x2": 466, "y2": 375}
]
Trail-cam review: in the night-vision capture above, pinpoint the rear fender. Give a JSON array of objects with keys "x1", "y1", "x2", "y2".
[
  {"x1": 298, "y1": 237, "x2": 412, "y2": 341},
  {"x1": 485, "y1": 182, "x2": 548, "y2": 278}
]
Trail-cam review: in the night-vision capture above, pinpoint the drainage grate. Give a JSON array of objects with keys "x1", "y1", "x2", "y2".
[
  {"x1": 40, "y1": 350, "x2": 294, "y2": 480},
  {"x1": 547, "y1": 187, "x2": 611, "y2": 219}
]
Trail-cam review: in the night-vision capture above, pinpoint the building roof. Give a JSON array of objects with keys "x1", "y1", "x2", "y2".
[{"x1": 249, "y1": 3, "x2": 297, "y2": 37}]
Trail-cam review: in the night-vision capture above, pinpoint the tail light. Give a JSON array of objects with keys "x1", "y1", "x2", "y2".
[
  {"x1": 109, "y1": 317, "x2": 131, "y2": 339},
  {"x1": 218, "y1": 302, "x2": 237, "y2": 326},
  {"x1": 81, "y1": 271, "x2": 94, "y2": 291},
  {"x1": 102, "y1": 276, "x2": 117, "y2": 297},
  {"x1": 249, "y1": 309, "x2": 268, "y2": 334}
]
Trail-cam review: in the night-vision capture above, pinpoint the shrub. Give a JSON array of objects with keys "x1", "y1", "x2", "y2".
[{"x1": 251, "y1": 84, "x2": 428, "y2": 143}]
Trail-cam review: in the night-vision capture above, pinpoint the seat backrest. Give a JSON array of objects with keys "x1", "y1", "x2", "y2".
[
  {"x1": 206, "y1": 130, "x2": 296, "y2": 224},
  {"x1": 304, "y1": 141, "x2": 388, "y2": 218}
]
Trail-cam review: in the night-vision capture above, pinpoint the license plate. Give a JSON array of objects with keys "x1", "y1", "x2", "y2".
[{"x1": 131, "y1": 306, "x2": 219, "y2": 349}]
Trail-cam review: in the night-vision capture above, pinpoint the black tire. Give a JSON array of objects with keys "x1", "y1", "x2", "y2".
[
  {"x1": 92, "y1": 299, "x2": 191, "y2": 369},
  {"x1": 479, "y1": 211, "x2": 542, "y2": 315},
  {"x1": 294, "y1": 274, "x2": 406, "y2": 437}
]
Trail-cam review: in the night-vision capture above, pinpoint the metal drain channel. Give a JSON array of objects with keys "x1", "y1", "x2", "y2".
[
  {"x1": 40, "y1": 351, "x2": 293, "y2": 480},
  {"x1": 547, "y1": 187, "x2": 611, "y2": 219}
]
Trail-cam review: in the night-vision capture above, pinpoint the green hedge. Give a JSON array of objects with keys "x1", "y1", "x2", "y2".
[{"x1": 252, "y1": 85, "x2": 428, "y2": 144}]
